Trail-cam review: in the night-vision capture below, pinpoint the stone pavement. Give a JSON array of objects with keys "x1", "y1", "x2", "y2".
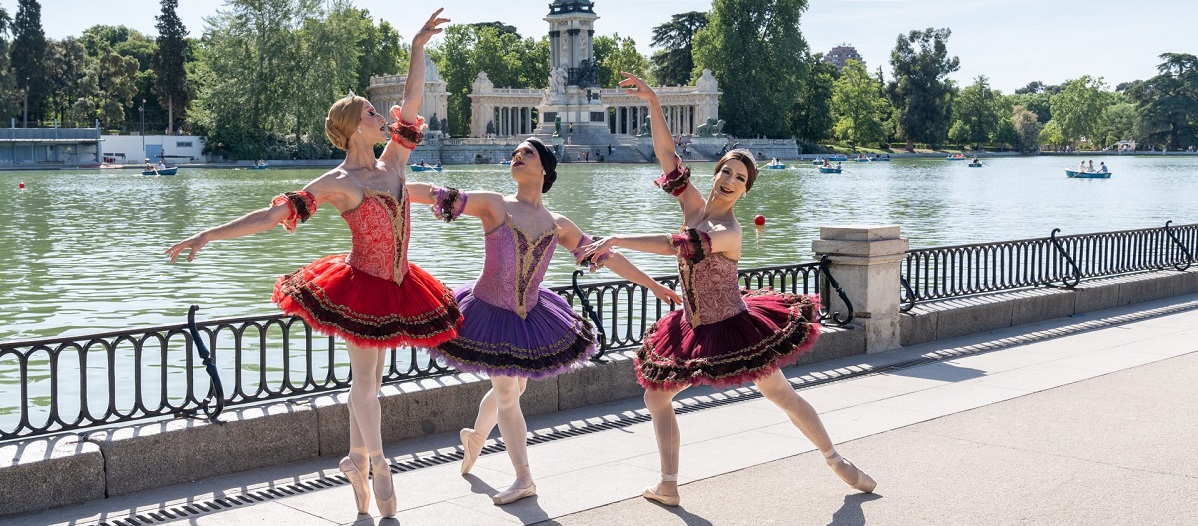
[{"x1": 9, "y1": 294, "x2": 1198, "y2": 526}]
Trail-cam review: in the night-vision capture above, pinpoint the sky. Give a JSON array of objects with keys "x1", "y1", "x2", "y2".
[{"x1": 33, "y1": 0, "x2": 1196, "y2": 93}]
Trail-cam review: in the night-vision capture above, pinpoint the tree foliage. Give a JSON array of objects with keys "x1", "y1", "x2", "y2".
[
  {"x1": 154, "y1": 0, "x2": 189, "y2": 132},
  {"x1": 888, "y1": 27, "x2": 959, "y2": 150},
  {"x1": 952, "y1": 75, "x2": 1003, "y2": 149},
  {"x1": 1011, "y1": 105, "x2": 1042, "y2": 153},
  {"x1": 650, "y1": 11, "x2": 708, "y2": 86},
  {"x1": 593, "y1": 34, "x2": 650, "y2": 88},
  {"x1": 1126, "y1": 53, "x2": 1198, "y2": 149},
  {"x1": 789, "y1": 53, "x2": 836, "y2": 142},
  {"x1": 10, "y1": 0, "x2": 48, "y2": 123},
  {"x1": 830, "y1": 60, "x2": 885, "y2": 147},
  {"x1": 1049, "y1": 75, "x2": 1109, "y2": 145},
  {"x1": 693, "y1": 0, "x2": 810, "y2": 138}
]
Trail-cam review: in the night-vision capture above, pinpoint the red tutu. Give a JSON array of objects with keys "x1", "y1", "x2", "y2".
[
  {"x1": 272, "y1": 254, "x2": 461, "y2": 349},
  {"x1": 635, "y1": 290, "x2": 821, "y2": 391}
]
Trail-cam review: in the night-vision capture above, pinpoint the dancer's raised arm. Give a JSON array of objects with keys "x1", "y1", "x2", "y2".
[
  {"x1": 618, "y1": 72, "x2": 704, "y2": 217},
  {"x1": 382, "y1": 9, "x2": 449, "y2": 168},
  {"x1": 555, "y1": 215, "x2": 681, "y2": 305}
]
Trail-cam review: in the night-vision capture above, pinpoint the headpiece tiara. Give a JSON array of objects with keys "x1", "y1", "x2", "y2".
[{"x1": 728, "y1": 148, "x2": 756, "y2": 165}]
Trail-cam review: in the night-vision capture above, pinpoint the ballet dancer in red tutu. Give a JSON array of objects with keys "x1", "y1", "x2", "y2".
[
  {"x1": 578, "y1": 73, "x2": 877, "y2": 507},
  {"x1": 165, "y1": 10, "x2": 456, "y2": 519}
]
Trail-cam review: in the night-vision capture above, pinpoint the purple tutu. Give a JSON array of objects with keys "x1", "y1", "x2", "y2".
[{"x1": 430, "y1": 282, "x2": 598, "y2": 378}]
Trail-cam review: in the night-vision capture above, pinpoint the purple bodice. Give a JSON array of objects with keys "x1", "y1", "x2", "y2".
[
  {"x1": 471, "y1": 217, "x2": 558, "y2": 318},
  {"x1": 343, "y1": 188, "x2": 410, "y2": 284},
  {"x1": 678, "y1": 253, "x2": 747, "y2": 327}
]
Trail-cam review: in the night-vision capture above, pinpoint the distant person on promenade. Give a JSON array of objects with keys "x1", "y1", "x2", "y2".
[
  {"x1": 407, "y1": 136, "x2": 680, "y2": 505},
  {"x1": 165, "y1": 10, "x2": 457, "y2": 519},
  {"x1": 577, "y1": 73, "x2": 876, "y2": 508}
]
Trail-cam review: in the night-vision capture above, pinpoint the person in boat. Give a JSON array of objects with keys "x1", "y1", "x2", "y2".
[
  {"x1": 1078, "y1": 160, "x2": 1087, "y2": 172},
  {"x1": 165, "y1": 10, "x2": 456, "y2": 520},
  {"x1": 1099, "y1": 161, "x2": 1108, "y2": 173},
  {"x1": 433, "y1": 160, "x2": 442, "y2": 169},
  {"x1": 971, "y1": 155, "x2": 980, "y2": 164},
  {"x1": 576, "y1": 72, "x2": 876, "y2": 508},
  {"x1": 837, "y1": 161, "x2": 843, "y2": 169},
  {"x1": 156, "y1": 160, "x2": 167, "y2": 171},
  {"x1": 822, "y1": 158, "x2": 832, "y2": 167},
  {"x1": 144, "y1": 158, "x2": 153, "y2": 171},
  {"x1": 1087, "y1": 160, "x2": 1095, "y2": 172},
  {"x1": 770, "y1": 157, "x2": 779, "y2": 166},
  {"x1": 409, "y1": 137, "x2": 680, "y2": 505}
]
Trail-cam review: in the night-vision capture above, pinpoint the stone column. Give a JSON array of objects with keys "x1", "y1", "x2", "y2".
[{"x1": 811, "y1": 225, "x2": 910, "y2": 354}]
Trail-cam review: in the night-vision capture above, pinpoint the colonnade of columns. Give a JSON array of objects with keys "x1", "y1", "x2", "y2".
[
  {"x1": 610, "y1": 105, "x2": 696, "y2": 136},
  {"x1": 491, "y1": 106, "x2": 538, "y2": 136}
]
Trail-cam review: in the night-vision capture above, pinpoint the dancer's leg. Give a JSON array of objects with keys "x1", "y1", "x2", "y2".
[
  {"x1": 489, "y1": 374, "x2": 536, "y2": 503},
  {"x1": 643, "y1": 386, "x2": 686, "y2": 501},
  {"x1": 755, "y1": 370, "x2": 875, "y2": 492},
  {"x1": 346, "y1": 343, "x2": 397, "y2": 514}
]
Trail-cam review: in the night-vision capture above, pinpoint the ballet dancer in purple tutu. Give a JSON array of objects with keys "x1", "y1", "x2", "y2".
[
  {"x1": 577, "y1": 73, "x2": 876, "y2": 507},
  {"x1": 407, "y1": 137, "x2": 681, "y2": 505}
]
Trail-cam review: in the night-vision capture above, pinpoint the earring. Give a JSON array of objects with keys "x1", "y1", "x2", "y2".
[{"x1": 356, "y1": 128, "x2": 363, "y2": 134}]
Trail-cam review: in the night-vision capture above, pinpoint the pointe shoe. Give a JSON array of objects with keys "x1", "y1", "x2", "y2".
[
  {"x1": 338, "y1": 457, "x2": 370, "y2": 514},
  {"x1": 372, "y1": 459, "x2": 398, "y2": 518},
  {"x1": 825, "y1": 452, "x2": 877, "y2": 493},
  {"x1": 460, "y1": 428, "x2": 485, "y2": 475},
  {"x1": 491, "y1": 482, "x2": 537, "y2": 505},
  {"x1": 642, "y1": 473, "x2": 680, "y2": 507}
]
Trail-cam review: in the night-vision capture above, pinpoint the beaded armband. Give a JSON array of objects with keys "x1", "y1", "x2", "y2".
[
  {"x1": 654, "y1": 155, "x2": 690, "y2": 197},
  {"x1": 388, "y1": 106, "x2": 426, "y2": 150},
  {"x1": 430, "y1": 185, "x2": 468, "y2": 223},
  {"x1": 572, "y1": 234, "x2": 613, "y2": 273},
  {"x1": 670, "y1": 228, "x2": 712, "y2": 265},
  {"x1": 271, "y1": 190, "x2": 317, "y2": 233}
]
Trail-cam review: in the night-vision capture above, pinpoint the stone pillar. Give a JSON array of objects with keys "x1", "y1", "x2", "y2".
[{"x1": 811, "y1": 225, "x2": 910, "y2": 354}]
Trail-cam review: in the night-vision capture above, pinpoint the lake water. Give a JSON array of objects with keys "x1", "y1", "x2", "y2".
[{"x1": 2, "y1": 154, "x2": 1197, "y2": 342}]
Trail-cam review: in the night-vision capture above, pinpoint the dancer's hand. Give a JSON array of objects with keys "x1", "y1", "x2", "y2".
[
  {"x1": 618, "y1": 72, "x2": 657, "y2": 101},
  {"x1": 648, "y1": 282, "x2": 682, "y2": 306},
  {"x1": 412, "y1": 8, "x2": 449, "y2": 48},
  {"x1": 165, "y1": 233, "x2": 210, "y2": 263},
  {"x1": 576, "y1": 236, "x2": 618, "y2": 266}
]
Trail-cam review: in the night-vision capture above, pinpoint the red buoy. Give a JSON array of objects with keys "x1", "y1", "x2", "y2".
[
  {"x1": 18, "y1": 182, "x2": 25, "y2": 190},
  {"x1": 753, "y1": 215, "x2": 766, "y2": 226}
]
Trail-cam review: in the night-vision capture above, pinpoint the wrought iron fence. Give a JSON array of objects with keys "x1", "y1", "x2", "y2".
[
  {"x1": 900, "y1": 222, "x2": 1197, "y2": 312},
  {"x1": 1, "y1": 260, "x2": 848, "y2": 443}
]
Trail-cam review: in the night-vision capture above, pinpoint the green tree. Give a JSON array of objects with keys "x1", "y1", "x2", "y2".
[
  {"x1": 1126, "y1": 53, "x2": 1198, "y2": 150},
  {"x1": 830, "y1": 60, "x2": 885, "y2": 148},
  {"x1": 953, "y1": 75, "x2": 1002, "y2": 150},
  {"x1": 10, "y1": 0, "x2": 48, "y2": 124},
  {"x1": 86, "y1": 46, "x2": 140, "y2": 128},
  {"x1": 1049, "y1": 75, "x2": 1109, "y2": 146},
  {"x1": 0, "y1": 6, "x2": 20, "y2": 121},
  {"x1": 45, "y1": 38, "x2": 92, "y2": 126},
  {"x1": 593, "y1": 34, "x2": 650, "y2": 87},
  {"x1": 1038, "y1": 119, "x2": 1065, "y2": 151},
  {"x1": 789, "y1": 52, "x2": 836, "y2": 143},
  {"x1": 1098, "y1": 102, "x2": 1137, "y2": 148},
  {"x1": 154, "y1": 0, "x2": 189, "y2": 133},
  {"x1": 1011, "y1": 105, "x2": 1043, "y2": 153},
  {"x1": 887, "y1": 27, "x2": 959, "y2": 151},
  {"x1": 649, "y1": 11, "x2": 708, "y2": 86},
  {"x1": 692, "y1": 0, "x2": 811, "y2": 138}
]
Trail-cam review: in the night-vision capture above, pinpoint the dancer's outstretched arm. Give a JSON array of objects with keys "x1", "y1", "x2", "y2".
[
  {"x1": 381, "y1": 9, "x2": 449, "y2": 168},
  {"x1": 575, "y1": 225, "x2": 743, "y2": 264},
  {"x1": 618, "y1": 72, "x2": 705, "y2": 218},
  {"x1": 165, "y1": 172, "x2": 348, "y2": 262},
  {"x1": 555, "y1": 215, "x2": 681, "y2": 305}
]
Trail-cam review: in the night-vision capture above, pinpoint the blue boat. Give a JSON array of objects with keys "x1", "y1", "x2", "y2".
[
  {"x1": 818, "y1": 167, "x2": 842, "y2": 174},
  {"x1": 811, "y1": 160, "x2": 823, "y2": 165},
  {"x1": 249, "y1": 163, "x2": 269, "y2": 170},
  {"x1": 854, "y1": 157, "x2": 871, "y2": 162},
  {"x1": 498, "y1": 160, "x2": 511, "y2": 166},
  {"x1": 766, "y1": 163, "x2": 787, "y2": 170},
  {"x1": 873, "y1": 156, "x2": 891, "y2": 162},
  {"x1": 1065, "y1": 169, "x2": 1111, "y2": 179},
  {"x1": 142, "y1": 167, "x2": 178, "y2": 176},
  {"x1": 946, "y1": 155, "x2": 967, "y2": 161},
  {"x1": 968, "y1": 163, "x2": 982, "y2": 167},
  {"x1": 827, "y1": 154, "x2": 849, "y2": 161},
  {"x1": 409, "y1": 164, "x2": 443, "y2": 172}
]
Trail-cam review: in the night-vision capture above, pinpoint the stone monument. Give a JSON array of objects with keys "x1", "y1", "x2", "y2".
[{"x1": 534, "y1": 0, "x2": 614, "y2": 144}]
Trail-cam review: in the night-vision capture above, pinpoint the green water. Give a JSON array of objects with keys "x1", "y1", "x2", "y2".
[{"x1": 2, "y1": 155, "x2": 1197, "y2": 342}]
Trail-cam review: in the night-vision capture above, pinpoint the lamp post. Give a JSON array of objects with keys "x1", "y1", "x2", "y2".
[{"x1": 139, "y1": 99, "x2": 145, "y2": 159}]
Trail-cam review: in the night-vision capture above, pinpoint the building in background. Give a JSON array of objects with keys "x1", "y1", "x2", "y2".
[{"x1": 824, "y1": 44, "x2": 864, "y2": 70}]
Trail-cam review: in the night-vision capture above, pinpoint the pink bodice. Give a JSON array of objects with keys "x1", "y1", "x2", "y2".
[
  {"x1": 342, "y1": 188, "x2": 410, "y2": 284},
  {"x1": 678, "y1": 253, "x2": 747, "y2": 327},
  {"x1": 471, "y1": 217, "x2": 558, "y2": 318}
]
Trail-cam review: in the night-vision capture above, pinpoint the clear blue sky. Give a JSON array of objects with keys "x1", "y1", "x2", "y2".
[{"x1": 34, "y1": 0, "x2": 1195, "y2": 93}]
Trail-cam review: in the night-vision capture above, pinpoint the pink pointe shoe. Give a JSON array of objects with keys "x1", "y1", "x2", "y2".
[
  {"x1": 825, "y1": 451, "x2": 877, "y2": 493},
  {"x1": 492, "y1": 465, "x2": 537, "y2": 505},
  {"x1": 338, "y1": 457, "x2": 370, "y2": 514},
  {"x1": 372, "y1": 458, "x2": 398, "y2": 518},
  {"x1": 460, "y1": 428, "x2": 485, "y2": 475},
  {"x1": 642, "y1": 473, "x2": 680, "y2": 507}
]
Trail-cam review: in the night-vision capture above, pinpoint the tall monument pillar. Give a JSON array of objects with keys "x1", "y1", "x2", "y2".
[{"x1": 535, "y1": 0, "x2": 613, "y2": 144}]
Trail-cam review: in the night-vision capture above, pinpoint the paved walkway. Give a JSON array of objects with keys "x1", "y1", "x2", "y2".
[{"x1": 10, "y1": 294, "x2": 1198, "y2": 526}]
